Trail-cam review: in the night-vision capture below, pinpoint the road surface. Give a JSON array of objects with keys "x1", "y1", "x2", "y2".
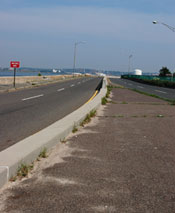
[
  {"x1": 0, "y1": 77, "x2": 102, "y2": 151},
  {"x1": 110, "y1": 77, "x2": 175, "y2": 100}
]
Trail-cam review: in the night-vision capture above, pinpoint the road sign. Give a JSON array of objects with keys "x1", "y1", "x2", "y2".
[
  {"x1": 10, "y1": 61, "x2": 20, "y2": 68},
  {"x1": 10, "y1": 61, "x2": 20, "y2": 88}
]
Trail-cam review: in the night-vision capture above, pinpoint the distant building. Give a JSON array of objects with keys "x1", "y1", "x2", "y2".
[
  {"x1": 134, "y1": 69, "x2": 142, "y2": 75},
  {"x1": 96, "y1": 73, "x2": 106, "y2": 77}
]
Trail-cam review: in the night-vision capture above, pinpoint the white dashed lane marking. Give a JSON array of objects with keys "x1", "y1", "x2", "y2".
[
  {"x1": 57, "y1": 88, "x2": 65, "y2": 92},
  {"x1": 22, "y1": 94, "x2": 44, "y2": 101}
]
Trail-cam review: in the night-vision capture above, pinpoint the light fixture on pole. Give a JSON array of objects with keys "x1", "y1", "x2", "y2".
[
  {"x1": 73, "y1": 41, "x2": 86, "y2": 77},
  {"x1": 153, "y1": 21, "x2": 175, "y2": 81},
  {"x1": 128, "y1": 54, "x2": 133, "y2": 74},
  {"x1": 152, "y1": 21, "x2": 175, "y2": 32}
]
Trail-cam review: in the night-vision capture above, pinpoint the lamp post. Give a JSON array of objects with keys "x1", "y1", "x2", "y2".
[
  {"x1": 128, "y1": 54, "x2": 133, "y2": 74},
  {"x1": 153, "y1": 21, "x2": 175, "y2": 81},
  {"x1": 152, "y1": 21, "x2": 175, "y2": 32},
  {"x1": 73, "y1": 41, "x2": 86, "y2": 77}
]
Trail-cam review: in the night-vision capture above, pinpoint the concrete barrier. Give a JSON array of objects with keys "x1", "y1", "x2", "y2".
[{"x1": 0, "y1": 77, "x2": 107, "y2": 189}]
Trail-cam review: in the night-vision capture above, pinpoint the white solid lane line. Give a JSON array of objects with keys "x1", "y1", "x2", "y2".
[
  {"x1": 57, "y1": 88, "x2": 65, "y2": 92},
  {"x1": 22, "y1": 94, "x2": 44, "y2": 101},
  {"x1": 155, "y1": 90, "x2": 167, "y2": 94},
  {"x1": 70, "y1": 84, "x2": 75, "y2": 87}
]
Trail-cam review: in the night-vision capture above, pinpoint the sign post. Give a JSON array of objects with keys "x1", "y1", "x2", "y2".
[{"x1": 10, "y1": 61, "x2": 20, "y2": 88}]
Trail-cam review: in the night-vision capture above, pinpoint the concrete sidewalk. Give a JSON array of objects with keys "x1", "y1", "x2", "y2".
[{"x1": 1, "y1": 87, "x2": 175, "y2": 212}]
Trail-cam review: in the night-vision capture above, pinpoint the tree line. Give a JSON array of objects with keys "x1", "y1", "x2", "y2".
[{"x1": 159, "y1": 67, "x2": 175, "y2": 77}]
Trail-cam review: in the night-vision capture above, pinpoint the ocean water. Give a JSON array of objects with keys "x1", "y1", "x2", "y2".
[{"x1": 0, "y1": 69, "x2": 66, "y2": 77}]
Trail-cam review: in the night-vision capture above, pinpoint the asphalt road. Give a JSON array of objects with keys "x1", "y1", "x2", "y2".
[
  {"x1": 110, "y1": 77, "x2": 175, "y2": 100},
  {"x1": 0, "y1": 77, "x2": 102, "y2": 151}
]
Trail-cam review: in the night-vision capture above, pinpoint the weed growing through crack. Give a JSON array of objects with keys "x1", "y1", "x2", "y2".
[
  {"x1": 72, "y1": 124, "x2": 78, "y2": 133},
  {"x1": 116, "y1": 114, "x2": 124, "y2": 118},
  {"x1": 106, "y1": 85, "x2": 112, "y2": 98},
  {"x1": 89, "y1": 109, "x2": 96, "y2": 118},
  {"x1": 82, "y1": 114, "x2": 91, "y2": 126},
  {"x1": 80, "y1": 110, "x2": 97, "y2": 127},
  {"x1": 132, "y1": 115, "x2": 138, "y2": 118},
  {"x1": 60, "y1": 138, "x2": 67, "y2": 144},
  {"x1": 39, "y1": 147, "x2": 47, "y2": 158},
  {"x1": 17, "y1": 163, "x2": 34, "y2": 179},
  {"x1": 10, "y1": 176, "x2": 17, "y2": 182},
  {"x1": 157, "y1": 114, "x2": 164, "y2": 118},
  {"x1": 101, "y1": 97, "x2": 108, "y2": 105}
]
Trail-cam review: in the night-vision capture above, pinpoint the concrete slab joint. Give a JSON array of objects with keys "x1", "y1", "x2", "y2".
[{"x1": 0, "y1": 77, "x2": 108, "y2": 189}]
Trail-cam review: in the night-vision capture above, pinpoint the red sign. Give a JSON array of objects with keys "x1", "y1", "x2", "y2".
[{"x1": 10, "y1": 61, "x2": 20, "y2": 68}]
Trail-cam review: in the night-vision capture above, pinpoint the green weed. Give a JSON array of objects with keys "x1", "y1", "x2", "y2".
[
  {"x1": 157, "y1": 114, "x2": 164, "y2": 118},
  {"x1": 101, "y1": 97, "x2": 108, "y2": 105},
  {"x1": 116, "y1": 114, "x2": 124, "y2": 118},
  {"x1": 39, "y1": 147, "x2": 47, "y2": 158},
  {"x1": 81, "y1": 110, "x2": 97, "y2": 126},
  {"x1": 17, "y1": 163, "x2": 34, "y2": 179},
  {"x1": 72, "y1": 124, "x2": 78, "y2": 133},
  {"x1": 60, "y1": 138, "x2": 67, "y2": 144}
]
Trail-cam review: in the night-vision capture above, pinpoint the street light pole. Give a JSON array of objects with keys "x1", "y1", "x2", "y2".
[
  {"x1": 152, "y1": 21, "x2": 175, "y2": 81},
  {"x1": 73, "y1": 41, "x2": 86, "y2": 77},
  {"x1": 128, "y1": 54, "x2": 133, "y2": 74}
]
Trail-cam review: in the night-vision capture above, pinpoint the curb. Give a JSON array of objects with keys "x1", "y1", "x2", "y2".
[{"x1": 0, "y1": 77, "x2": 107, "y2": 189}]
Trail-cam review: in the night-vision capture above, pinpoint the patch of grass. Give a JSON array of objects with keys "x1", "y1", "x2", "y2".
[
  {"x1": 157, "y1": 114, "x2": 164, "y2": 118},
  {"x1": 106, "y1": 91, "x2": 110, "y2": 98},
  {"x1": 60, "y1": 138, "x2": 67, "y2": 144},
  {"x1": 132, "y1": 115, "x2": 138, "y2": 118},
  {"x1": 80, "y1": 110, "x2": 97, "y2": 127},
  {"x1": 116, "y1": 114, "x2": 124, "y2": 118},
  {"x1": 109, "y1": 100, "x2": 118, "y2": 104},
  {"x1": 101, "y1": 97, "x2": 108, "y2": 105},
  {"x1": 17, "y1": 163, "x2": 34, "y2": 179},
  {"x1": 121, "y1": 101, "x2": 128, "y2": 104},
  {"x1": 10, "y1": 176, "x2": 17, "y2": 182},
  {"x1": 39, "y1": 147, "x2": 47, "y2": 158},
  {"x1": 170, "y1": 100, "x2": 175, "y2": 105},
  {"x1": 89, "y1": 109, "x2": 96, "y2": 118},
  {"x1": 82, "y1": 114, "x2": 91, "y2": 126},
  {"x1": 72, "y1": 124, "x2": 78, "y2": 133},
  {"x1": 105, "y1": 85, "x2": 112, "y2": 98}
]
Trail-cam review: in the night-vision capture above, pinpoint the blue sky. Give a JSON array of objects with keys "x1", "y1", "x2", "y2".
[{"x1": 0, "y1": 0, "x2": 175, "y2": 73}]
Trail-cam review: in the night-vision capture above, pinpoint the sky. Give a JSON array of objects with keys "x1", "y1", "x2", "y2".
[{"x1": 0, "y1": 0, "x2": 175, "y2": 73}]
